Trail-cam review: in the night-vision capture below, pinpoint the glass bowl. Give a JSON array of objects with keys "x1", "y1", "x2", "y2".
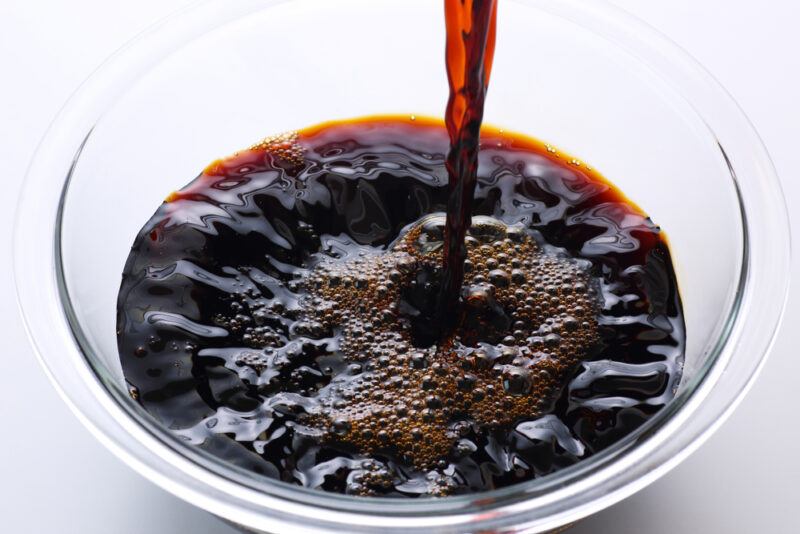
[{"x1": 14, "y1": 0, "x2": 790, "y2": 532}]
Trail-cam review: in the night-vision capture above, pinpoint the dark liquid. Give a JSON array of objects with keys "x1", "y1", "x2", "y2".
[
  {"x1": 440, "y1": 0, "x2": 498, "y2": 321},
  {"x1": 117, "y1": 117, "x2": 685, "y2": 497}
]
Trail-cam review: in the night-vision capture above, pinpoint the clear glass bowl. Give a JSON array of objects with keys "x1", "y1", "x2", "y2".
[{"x1": 14, "y1": 0, "x2": 790, "y2": 532}]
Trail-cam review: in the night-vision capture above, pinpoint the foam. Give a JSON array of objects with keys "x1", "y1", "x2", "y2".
[{"x1": 300, "y1": 214, "x2": 600, "y2": 474}]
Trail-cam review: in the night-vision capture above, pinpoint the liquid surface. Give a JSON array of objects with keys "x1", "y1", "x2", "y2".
[{"x1": 117, "y1": 116, "x2": 685, "y2": 497}]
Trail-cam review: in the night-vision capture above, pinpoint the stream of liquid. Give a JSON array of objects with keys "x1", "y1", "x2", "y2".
[{"x1": 440, "y1": 0, "x2": 498, "y2": 323}]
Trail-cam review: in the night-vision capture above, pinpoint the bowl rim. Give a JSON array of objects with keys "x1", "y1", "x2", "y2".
[{"x1": 13, "y1": 0, "x2": 791, "y2": 532}]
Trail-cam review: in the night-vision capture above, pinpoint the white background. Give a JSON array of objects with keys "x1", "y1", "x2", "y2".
[{"x1": 1, "y1": 1, "x2": 798, "y2": 532}]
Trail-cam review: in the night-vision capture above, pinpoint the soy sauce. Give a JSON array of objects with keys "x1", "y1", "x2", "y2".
[{"x1": 117, "y1": 116, "x2": 685, "y2": 497}]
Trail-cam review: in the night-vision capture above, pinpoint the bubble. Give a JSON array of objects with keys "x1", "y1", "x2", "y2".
[
  {"x1": 488, "y1": 269, "x2": 510, "y2": 287},
  {"x1": 456, "y1": 373, "x2": 477, "y2": 390},
  {"x1": 502, "y1": 367, "x2": 532, "y2": 395}
]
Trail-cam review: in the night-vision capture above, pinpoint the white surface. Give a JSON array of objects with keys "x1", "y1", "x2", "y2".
[{"x1": 0, "y1": 1, "x2": 797, "y2": 532}]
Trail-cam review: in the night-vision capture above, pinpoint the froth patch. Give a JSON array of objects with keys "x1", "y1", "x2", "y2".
[
  {"x1": 295, "y1": 215, "x2": 600, "y2": 484},
  {"x1": 250, "y1": 131, "x2": 305, "y2": 165}
]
